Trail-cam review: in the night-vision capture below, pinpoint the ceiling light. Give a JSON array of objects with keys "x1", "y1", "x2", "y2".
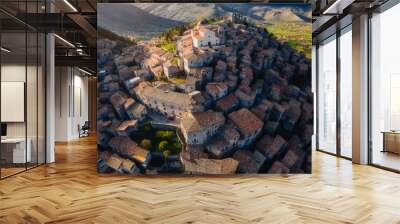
[
  {"x1": 322, "y1": 0, "x2": 355, "y2": 15},
  {"x1": 54, "y1": 34, "x2": 75, "y2": 48},
  {"x1": 1, "y1": 47, "x2": 11, "y2": 53},
  {"x1": 78, "y1": 67, "x2": 93, "y2": 76},
  {"x1": 63, "y1": 0, "x2": 78, "y2": 12}
]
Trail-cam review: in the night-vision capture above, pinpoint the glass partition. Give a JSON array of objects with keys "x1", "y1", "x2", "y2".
[
  {"x1": 1, "y1": 31, "x2": 28, "y2": 177},
  {"x1": 0, "y1": 2, "x2": 46, "y2": 179},
  {"x1": 317, "y1": 35, "x2": 337, "y2": 154},
  {"x1": 339, "y1": 26, "x2": 352, "y2": 158},
  {"x1": 27, "y1": 31, "x2": 38, "y2": 169},
  {"x1": 370, "y1": 3, "x2": 400, "y2": 171}
]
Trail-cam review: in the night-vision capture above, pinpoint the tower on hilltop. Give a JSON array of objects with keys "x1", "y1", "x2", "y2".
[{"x1": 232, "y1": 12, "x2": 244, "y2": 24}]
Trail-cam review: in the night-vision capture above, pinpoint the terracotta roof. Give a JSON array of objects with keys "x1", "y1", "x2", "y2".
[
  {"x1": 116, "y1": 120, "x2": 138, "y2": 132},
  {"x1": 110, "y1": 91, "x2": 128, "y2": 108},
  {"x1": 228, "y1": 108, "x2": 263, "y2": 137},
  {"x1": 255, "y1": 134, "x2": 274, "y2": 152},
  {"x1": 181, "y1": 111, "x2": 225, "y2": 133},
  {"x1": 130, "y1": 103, "x2": 146, "y2": 115},
  {"x1": 106, "y1": 154, "x2": 124, "y2": 171},
  {"x1": 241, "y1": 66, "x2": 253, "y2": 78},
  {"x1": 250, "y1": 107, "x2": 266, "y2": 120},
  {"x1": 181, "y1": 157, "x2": 239, "y2": 174},
  {"x1": 238, "y1": 83, "x2": 252, "y2": 95},
  {"x1": 206, "y1": 82, "x2": 228, "y2": 95},
  {"x1": 143, "y1": 57, "x2": 160, "y2": 67},
  {"x1": 149, "y1": 47, "x2": 165, "y2": 57},
  {"x1": 216, "y1": 93, "x2": 239, "y2": 112},
  {"x1": 215, "y1": 60, "x2": 227, "y2": 72}
]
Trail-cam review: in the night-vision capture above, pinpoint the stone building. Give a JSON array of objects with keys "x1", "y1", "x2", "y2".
[
  {"x1": 134, "y1": 82, "x2": 204, "y2": 118},
  {"x1": 228, "y1": 108, "x2": 264, "y2": 148},
  {"x1": 215, "y1": 93, "x2": 240, "y2": 114},
  {"x1": 192, "y1": 24, "x2": 225, "y2": 48},
  {"x1": 163, "y1": 62, "x2": 182, "y2": 79},
  {"x1": 205, "y1": 82, "x2": 228, "y2": 101},
  {"x1": 180, "y1": 111, "x2": 225, "y2": 145}
]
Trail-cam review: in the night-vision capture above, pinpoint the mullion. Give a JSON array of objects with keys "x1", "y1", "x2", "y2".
[
  {"x1": 36, "y1": 0, "x2": 39, "y2": 168},
  {"x1": 336, "y1": 27, "x2": 341, "y2": 157},
  {"x1": 25, "y1": 0, "x2": 28, "y2": 172},
  {"x1": 315, "y1": 44, "x2": 319, "y2": 151}
]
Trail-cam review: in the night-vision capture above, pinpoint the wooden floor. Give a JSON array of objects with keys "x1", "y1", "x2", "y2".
[
  {"x1": 1, "y1": 167, "x2": 26, "y2": 178},
  {"x1": 1, "y1": 135, "x2": 400, "y2": 224}
]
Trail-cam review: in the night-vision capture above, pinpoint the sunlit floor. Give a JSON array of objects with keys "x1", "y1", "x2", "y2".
[{"x1": 372, "y1": 150, "x2": 400, "y2": 171}]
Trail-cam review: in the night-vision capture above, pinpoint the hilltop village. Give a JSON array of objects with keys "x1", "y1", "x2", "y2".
[{"x1": 97, "y1": 14, "x2": 313, "y2": 174}]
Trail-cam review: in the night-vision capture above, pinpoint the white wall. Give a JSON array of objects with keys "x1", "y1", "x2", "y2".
[
  {"x1": 55, "y1": 67, "x2": 89, "y2": 141},
  {"x1": 1, "y1": 65, "x2": 27, "y2": 139},
  {"x1": 71, "y1": 72, "x2": 89, "y2": 138},
  {"x1": 55, "y1": 66, "x2": 70, "y2": 141},
  {"x1": 1, "y1": 64, "x2": 41, "y2": 137}
]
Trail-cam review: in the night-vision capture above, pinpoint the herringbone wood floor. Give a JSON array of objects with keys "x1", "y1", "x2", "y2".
[{"x1": 0, "y1": 135, "x2": 400, "y2": 224}]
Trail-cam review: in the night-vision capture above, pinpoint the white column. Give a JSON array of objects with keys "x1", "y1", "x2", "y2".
[
  {"x1": 46, "y1": 32, "x2": 55, "y2": 163},
  {"x1": 352, "y1": 14, "x2": 369, "y2": 164},
  {"x1": 54, "y1": 67, "x2": 73, "y2": 141}
]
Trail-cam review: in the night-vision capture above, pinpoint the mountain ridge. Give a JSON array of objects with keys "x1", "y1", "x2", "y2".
[
  {"x1": 97, "y1": 3, "x2": 311, "y2": 39},
  {"x1": 134, "y1": 3, "x2": 311, "y2": 23}
]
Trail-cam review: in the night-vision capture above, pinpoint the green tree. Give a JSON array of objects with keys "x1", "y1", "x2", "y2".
[
  {"x1": 158, "y1": 140, "x2": 169, "y2": 151},
  {"x1": 163, "y1": 150, "x2": 171, "y2": 159},
  {"x1": 287, "y1": 40, "x2": 298, "y2": 49},
  {"x1": 140, "y1": 139, "x2": 152, "y2": 150}
]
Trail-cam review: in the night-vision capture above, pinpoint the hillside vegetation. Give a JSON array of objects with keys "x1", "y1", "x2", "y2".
[
  {"x1": 265, "y1": 22, "x2": 311, "y2": 59},
  {"x1": 157, "y1": 25, "x2": 186, "y2": 54},
  {"x1": 98, "y1": 27, "x2": 136, "y2": 45}
]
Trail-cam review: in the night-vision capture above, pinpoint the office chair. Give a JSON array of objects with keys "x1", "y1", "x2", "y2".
[{"x1": 79, "y1": 121, "x2": 90, "y2": 138}]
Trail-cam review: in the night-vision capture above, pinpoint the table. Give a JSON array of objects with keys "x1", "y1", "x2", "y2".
[
  {"x1": 1, "y1": 138, "x2": 31, "y2": 163},
  {"x1": 382, "y1": 131, "x2": 400, "y2": 154}
]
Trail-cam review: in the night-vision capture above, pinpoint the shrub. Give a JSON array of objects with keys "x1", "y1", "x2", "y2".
[
  {"x1": 140, "y1": 139, "x2": 152, "y2": 150},
  {"x1": 160, "y1": 42, "x2": 176, "y2": 54},
  {"x1": 158, "y1": 140, "x2": 169, "y2": 151}
]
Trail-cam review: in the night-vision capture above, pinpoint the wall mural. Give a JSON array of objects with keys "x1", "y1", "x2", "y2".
[{"x1": 97, "y1": 3, "x2": 313, "y2": 175}]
